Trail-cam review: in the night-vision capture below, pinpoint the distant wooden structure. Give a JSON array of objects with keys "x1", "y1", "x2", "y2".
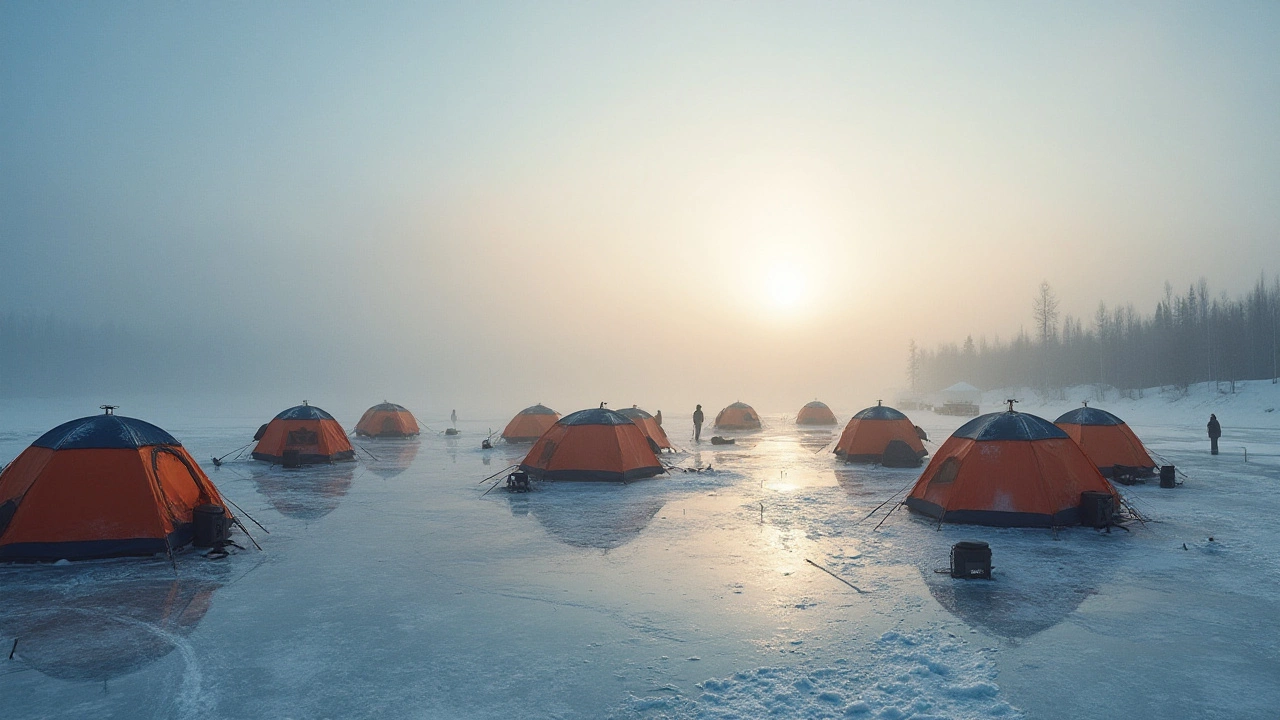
[{"x1": 936, "y1": 382, "x2": 981, "y2": 417}]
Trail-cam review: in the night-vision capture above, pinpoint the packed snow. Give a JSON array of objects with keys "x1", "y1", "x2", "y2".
[{"x1": 1, "y1": 381, "x2": 1278, "y2": 719}]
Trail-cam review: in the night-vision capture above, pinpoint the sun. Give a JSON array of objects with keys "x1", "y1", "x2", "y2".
[{"x1": 765, "y1": 264, "x2": 807, "y2": 311}]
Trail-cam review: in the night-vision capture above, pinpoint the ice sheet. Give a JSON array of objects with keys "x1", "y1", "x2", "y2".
[{"x1": 1, "y1": 382, "x2": 1278, "y2": 718}]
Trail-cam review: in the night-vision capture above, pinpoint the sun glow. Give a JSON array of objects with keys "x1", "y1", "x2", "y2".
[{"x1": 765, "y1": 263, "x2": 807, "y2": 311}]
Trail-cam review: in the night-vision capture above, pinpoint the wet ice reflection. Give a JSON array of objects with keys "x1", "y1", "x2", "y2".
[
  {"x1": 2, "y1": 399, "x2": 1271, "y2": 719},
  {"x1": 246, "y1": 462, "x2": 355, "y2": 520},
  {"x1": 509, "y1": 484, "x2": 666, "y2": 551},
  {"x1": 921, "y1": 568, "x2": 1098, "y2": 640},
  {"x1": 0, "y1": 565, "x2": 226, "y2": 683},
  {"x1": 362, "y1": 439, "x2": 420, "y2": 479}
]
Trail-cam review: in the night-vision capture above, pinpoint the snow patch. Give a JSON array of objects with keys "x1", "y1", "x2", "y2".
[{"x1": 620, "y1": 628, "x2": 1020, "y2": 719}]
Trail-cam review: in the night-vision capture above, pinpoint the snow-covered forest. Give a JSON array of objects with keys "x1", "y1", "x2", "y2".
[{"x1": 913, "y1": 275, "x2": 1280, "y2": 393}]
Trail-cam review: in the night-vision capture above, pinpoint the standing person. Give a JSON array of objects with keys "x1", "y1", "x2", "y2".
[
  {"x1": 655, "y1": 410, "x2": 663, "y2": 427},
  {"x1": 693, "y1": 404, "x2": 704, "y2": 442},
  {"x1": 1207, "y1": 414, "x2": 1221, "y2": 455},
  {"x1": 451, "y1": 409, "x2": 457, "y2": 429}
]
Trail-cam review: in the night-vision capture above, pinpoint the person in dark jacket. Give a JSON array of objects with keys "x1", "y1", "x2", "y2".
[
  {"x1": 693, "y1": 405, "x2": 704, "y2": 442},
  {"x1": 1207, "y1": 414, "x2": 1221, "y2": 455}
]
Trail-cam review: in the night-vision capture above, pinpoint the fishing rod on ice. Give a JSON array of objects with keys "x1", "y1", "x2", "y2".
[
  {"x1": 229, "y1": 516, "x2": 263, "y2": 551},
  {"x1": 480, "y1": 476, "x2": 510, "y2": 497},
  {"x1": 211, "y1": 441, "x2": 255, "y2": 467},
  {"x1": 855, "y1": 475, "x2": 920, "y2": 528},
  {"x1": 872, "y1": 499, "x2": 906, "y2": 531},
  {"x1": 220, "y1": 494, "x2": 270, "y2": 535},
  {"x1": 1148, "y1": 449, "x2": 1192, "y2": 484},
  {"x1": 661, "y1": 459, "x2": 713, "y2": 473},
  {"x1": 811, "y1": 435, "x2": 840, "y2": 455},
  {"x1": 478, "y1": 464, "x2": 519, "y2": 485}
]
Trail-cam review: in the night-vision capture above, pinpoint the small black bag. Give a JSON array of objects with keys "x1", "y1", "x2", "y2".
[
  {"x1": 1079, "y1": 491, "x2": 1117, "y2": 528},
  {"x1": 193, "y1": 504, "x2": 231, "y2": 547},
  {"x1": 950, "y1": 541, "x2": 992, "y2": 579}
]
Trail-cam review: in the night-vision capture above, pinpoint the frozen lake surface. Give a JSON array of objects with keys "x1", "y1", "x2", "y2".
[{"x1": 2, "y1": 383, "x2": 1279, "y2": 719}]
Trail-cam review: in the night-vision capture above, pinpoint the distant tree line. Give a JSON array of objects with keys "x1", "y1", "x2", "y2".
[{"x1": 912, "y1": 274, "x2": 1280, "y2": 394}]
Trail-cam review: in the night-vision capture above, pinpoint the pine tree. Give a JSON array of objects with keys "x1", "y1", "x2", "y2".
[{"x1": 1032, "y1": 281, "x2": 1060, "y2": 345}]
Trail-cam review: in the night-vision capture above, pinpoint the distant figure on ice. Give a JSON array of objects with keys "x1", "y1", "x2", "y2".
[
  {"x1": 1207, "y1": 414, "x2": 1221, "y2": 455},
  {"x1": 450, "y1": 409, "x2": 457, "y2": 427},
  {"x1": 693, "y1": 404, "x2": 704, "y2": 442},
  {"x1": 655, "y1": 410, "x2": 663, "y2": 427}
]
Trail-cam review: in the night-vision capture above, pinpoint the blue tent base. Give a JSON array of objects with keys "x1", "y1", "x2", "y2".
[
  {"x1": 252, "y1": 451, "x2": 356, "y2": 464},
  {"x1": 904, "y1": 497, "x2": 1081, "y2": 528},
  {"x1": 838, "y1": 451, "x2": 927, "y2": 465},
  {"x1": 519, "y1": 466, "x2": 665, "y2": 483},
  {"x1": 355, "y1": 431, "x2": 419, "y2": 438},
  {"x1": 0, "y1": 526, "x2": 194, "y2": 563}
]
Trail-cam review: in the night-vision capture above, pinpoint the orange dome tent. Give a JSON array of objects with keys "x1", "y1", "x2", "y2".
[
  {"x1": 0, "y1": 409, "x2": 233, "y2": 561},
  {"x1": 715, "y1": 402, "x2": 761, "y2": 430},
  {"x1": 1054, "y1": 405, "x2": 1156, "y2": 478},
  {"x1": 355, "y1": 402, "x2": 420, "y2": 438},
  {"x1": 502, "y1": 404, "x2": 560, "y2": 443},
  {"x1": 252, "y1": 403, "x2": 354, "y2": 465},
  {"x1": 617, "y1": 406, "x2": 673, "y2": 452},
  {"x1": 834, "y1": 402, "x2": 927, "y2": 466},
  {"x1": 904, "y1": 409, "x2": 1118, "y2": 527},
  {"x1": 519, "y1": 408, "x2": 665, "y2": 482},
  {"x1": 796, "y1": 400, "x2": 837, "y2": 426}
]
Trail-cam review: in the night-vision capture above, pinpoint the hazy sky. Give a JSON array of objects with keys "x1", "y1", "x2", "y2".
[{"x1": 3, "y1": 2, "x2": 1279, "y2": 413}]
